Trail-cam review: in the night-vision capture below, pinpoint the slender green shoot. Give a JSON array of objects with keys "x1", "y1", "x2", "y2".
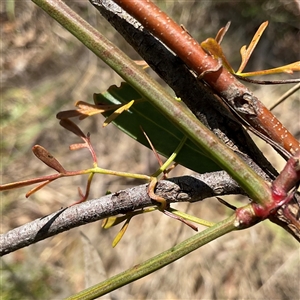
[{"x1": 65, "y1": 214, "x2": 236, "y2": 300}]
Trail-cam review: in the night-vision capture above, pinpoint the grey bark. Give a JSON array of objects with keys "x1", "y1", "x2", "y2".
[{"x1": 1, "y1": 172, "x2": 242, "y2": 256}]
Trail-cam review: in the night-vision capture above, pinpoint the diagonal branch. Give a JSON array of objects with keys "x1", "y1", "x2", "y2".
[{"x1": 1, "y1": 172, "x2": 242, "y2": 256}]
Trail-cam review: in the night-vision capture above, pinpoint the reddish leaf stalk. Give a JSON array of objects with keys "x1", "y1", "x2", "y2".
[
  {"x1": 252, "y1": 151, "x2": 300, "y2": 219},
  {"x1": 272, "y1": 151, "x2": 300, "y2": 197},
  {"x1": 235, "y1": 152, "x2": 300, "y2": 226},
  {"x1": 114, "y1": 0, "x2": 300, "y2": 156},
  {"x1": 70, "y1": 172, "x2": 95, "y2": 205},
  {"x1": 0, "y1": 174, "x2": 61, "y2": 191},
  {"x1": 59, "y1": 119, "x2": 98, "y2": 164},
  {"x1": 0, "y1": 170, "x2": 90, "y2": 192},
  {"x1": 26, "y1": 180, "x2": 53, "y2": 197}
]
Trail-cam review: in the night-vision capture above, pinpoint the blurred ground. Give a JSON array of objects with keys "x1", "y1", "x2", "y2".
[{"x1": 1, "y1": 0, "x2": 300, "y2": 299}]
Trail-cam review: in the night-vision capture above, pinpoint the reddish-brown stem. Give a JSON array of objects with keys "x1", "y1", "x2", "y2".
[
  {"x1": 249, "y1": 103, "x2": 300, "y2": 155},
  {"x1": 252, "y1": 151, "x2": 300, "y2": 219},
  {"x1": 0, "y1": 170, "x2": 89, "y2": 192},
  {"x1": 69, "y1": 172, "x2": 95, "y2": 206},
  {"x1": 114, "y1": 0, "x2": 300, "y2": 156},
  {"x1": 84, "y1": 133, "x2": 98, "y2": 165},
  {"x1": 271, "y1": 151, "x2": 300, "y2": 201},
  {"x1": 0, "y1": 174, "x2": 62, "y2": 191}
]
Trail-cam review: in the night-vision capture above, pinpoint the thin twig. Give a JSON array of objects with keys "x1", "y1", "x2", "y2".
[{"x1": 269, "y1": 83, "x2": 300, "y2": 111}]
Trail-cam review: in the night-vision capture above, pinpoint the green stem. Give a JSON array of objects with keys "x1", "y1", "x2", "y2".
[
  {"x1": 151, "y1": 136, "x2": 187, "y2": 177},
  {"x1": 90, "y1": 167, "x2": 150, "y2": 181},
  {"x1": 31, "y1": 0, "x2": 271, "y2": 205},
  {"x1": 170, "y1": 208, "x2": 215, "y2": 227},
  {"x1": 65, "y1": 214, "x2": 236, "y2": 300}
]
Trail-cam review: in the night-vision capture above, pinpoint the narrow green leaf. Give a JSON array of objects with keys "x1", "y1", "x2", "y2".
[
  {"x1": 66, "y1": 214, "x2": 237, "y2": 300},
  {"x1": 94, "y1": 82, "x2": 220, "y2": 173},
  {"x1": 112, "y1": 217, "x2": 132, "y2": 247}
]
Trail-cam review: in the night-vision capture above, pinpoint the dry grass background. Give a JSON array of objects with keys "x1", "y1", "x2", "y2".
[{"x1": 1, "y1": 0, "x2": 300, "y2": 299}]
